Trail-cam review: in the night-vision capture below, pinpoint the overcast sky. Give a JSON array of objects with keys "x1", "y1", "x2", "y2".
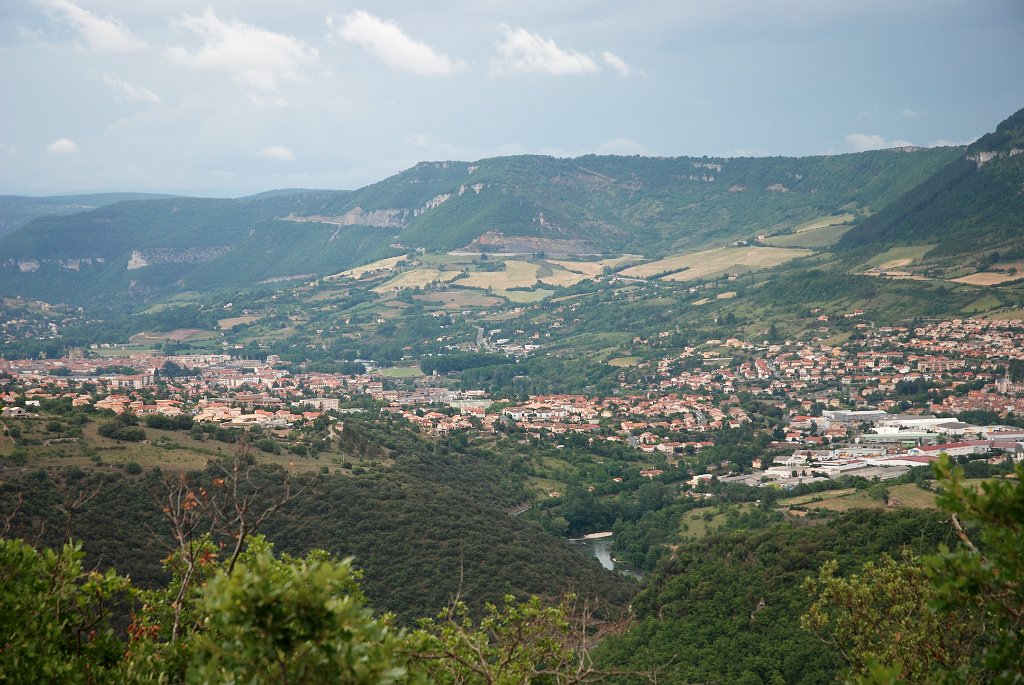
[{"x1": 1, "y1": 1, "x2": 1022, "y2": 196}]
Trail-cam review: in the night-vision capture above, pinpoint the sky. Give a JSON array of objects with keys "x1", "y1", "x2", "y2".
[{"x1": 1, "y1": 1, "x2": 1022, "y2": 197}]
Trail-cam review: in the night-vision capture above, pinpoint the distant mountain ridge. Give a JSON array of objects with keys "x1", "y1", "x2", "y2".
[
  {"x1": 0, "y1": 192, "x2": 178, "y2": 239},
  {"x1": 332, "y1": 150, "x2": 958, "y2": 256},
  {"x1": 8, "y1": 113, "x2": 1024, "y2": 304}
]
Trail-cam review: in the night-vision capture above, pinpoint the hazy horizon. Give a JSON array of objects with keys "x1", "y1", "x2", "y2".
[{"x1": 3, "y1": 0, "x2": 1023, "y2": 196}]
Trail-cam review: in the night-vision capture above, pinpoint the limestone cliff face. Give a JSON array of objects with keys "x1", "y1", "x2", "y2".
[
  {"x1": 968, "y1": 148, "x2": 1023, "y2": 168},
  {"x1": 126, "y1": 247, "x2": 232, "y2": 270},
  {"x1": 2, "y1": 257, "x2": 105, "y2": 272},
  {"x1": 285, "y1": 186, "x2": 490, "y2": 227},
  {"x1": 284, "y1": 207, "x2": 410, "y2": 228}
]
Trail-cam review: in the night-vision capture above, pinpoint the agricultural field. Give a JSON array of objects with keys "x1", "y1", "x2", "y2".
[
  {"x1": 547, "y1": 255, "x2": 643, "y2": 277},
  {"x1": 778, "y1": 483, "x2": 939, "y2": 512},
  {"x1": 138, "y1": 301, "x2": 196, "y2": 315},
  {"x1": 961, "y1": 293, "x2": 1004, "y2": 314},
  {"x1": 413, "y1": 290, "x2": 503, "y2": 309},
  {"x1": 778, "y1": 488, "x2": 857, "y2": 506},
  {"x1": 458, "y1": 260, "x2": 541, "y2": 290},
  {"x1": 129, "y1": 329, "x2": 217, "y2": 344},
  {"x1": 377, "y1": 365, "x2": 423, "y2": 378},
  {"x1": 4, "y1": 422, "x2": 326, "y2": 474},
  {"x1": 329, "y1": 255, "x2": 407, "y2": 280},
  {"x1": 525, "y1": 475, "x2": 566, "y2": 498},
  {"x1": 952, "y1": 272, "x2": 1022, "y2": 286},
  {"x1": 536, "y1": 265, "x2": 588, "y2": 288},
  {"x1": 619, "y1": 246, "x2": 812, "y2": 281},
  {"x1": 91, "y1": 345, "x2": 159, "y2": 357},
  {"x1": 502, "y1": 288, "x2": 554, "y2": 303},
  {"x1": 418, "y1": 253, "x2": 484, "y2": 268},
  {"x1": 981, "y1": 307, "x2": 1024, "y2": 321},
  {"x1": 792, "y1": 213, "x2": 855, "y2": 233},
  {"x1": 950, "y1": 262, "x2": 1024, "y2": 286},
  {"x1": 677, "y1": 503, "x2": 757, "y2": 541},
  {"x1": 372, "y1": 268, "x2": 460, "y2": 292},
  {"x1": 218, "y1": 315, "x2": 260, "y2": 329},
  {"x1": 763, "y1": 223, "x2": 852, "y2": 248},
  {"x1": 305, "y1": 287, "x2": 352, "y2": 303},
  {"x1": 862, "y1": 244, "x2": 936, "y2": 271}
]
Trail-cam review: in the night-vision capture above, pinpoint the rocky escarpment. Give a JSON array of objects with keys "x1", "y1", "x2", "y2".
[
  {"x1": 284, "y1": 186, "x2": 489, "y2": 229},
  {"x1": 2, "y1": 257, "x2": 106, "y2": 272},
  {"x1": 968, "y1": 148, "x2": 1023, "y2": 168},
  {"x1": 127, "y1": 247, "x2": 232, "y2": 270}
]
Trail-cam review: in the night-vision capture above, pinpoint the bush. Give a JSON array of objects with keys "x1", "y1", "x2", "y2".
[
  {"x1": 145, "y1": 414, "x2": 194, "y2": 430},
  {"x1": 98, "y1": 421, "x2": 146, "y2": 442},
  {"x1": 254, "y1": 438, "x2": 281, "y2": 454},
  {"x1": 189, "y1": 544, "x2": 405, "y2": 684},
  {"x1": 6, "y1": 450, "x2": 28, "y2": 466}
]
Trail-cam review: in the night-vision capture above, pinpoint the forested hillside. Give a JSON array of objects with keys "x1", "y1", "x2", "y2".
[
  {"x1": 594, "y1": 509, "x2": 956, "y2": 683},
  {"x1": 840, "y1": 107, "x2": 1024, "y2": 258},
  {"x1": 0, "y1": 192, "x2": 175, "y2": 238},
  {"x1": 0, "y1": 419, "x2": 634, "y2": 625},
  {"x1": 0, "y1": 190, "x2": 356, "y2": 302},
  {"x1": 395, "y1": 149, "x2": 957, "y2": 255}
]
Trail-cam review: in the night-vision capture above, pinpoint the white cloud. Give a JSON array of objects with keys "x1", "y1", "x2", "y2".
[
  {"x1": 257, "y1": 145, "x2": 295, "y2": 162},
  {"x1": 328, "y1": 11, "x2": 463, "y2": 76},
  {"x1": 901, "y1": 107, "x2": 925, "y2": 119},
  {"x1": 601, "y1": 51, "x2": 632, "y2": 77},
  {"x1": 247, "y1": 93, "x2": 289, "y2": 107},
  {"x1": 596, "y1": 137, "x2": 648, "y2": 155},
  {"x1": 40, "y1": 0, "x2": 145, "y2": 53},
  {"x1": 928, "y1": 137, "x2": 977, "y2": 148},
  {"x1": 493, "y1": 26, "x2": 598, "y2": 75},
  {"x1": 844, "y1": 132, "x2": 915, "y2": 152},
  {"x1": 730, "y1": 147, "x2": 772, "y2": 157},
  {"x1": 47, "y1": 137, "x2": 79, "y2": 155},
  {"x1": 169, "y1": 9, "x2": 317, "y2": 92},
  {"x1": 102, "y1": 74, "x2": 160, "y2": 104},
  {"x1": 406, "y1": 133, "x2": 432, "y2": 148}
]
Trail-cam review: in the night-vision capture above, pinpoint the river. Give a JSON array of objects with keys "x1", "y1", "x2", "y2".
[{"x1": 570, "y1": 535, "x2": 643, "y2": 580}]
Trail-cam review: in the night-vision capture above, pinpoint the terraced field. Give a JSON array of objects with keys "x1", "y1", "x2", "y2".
[{"x1": 619, "y1": 246, "x2": 812, "y2": 281}]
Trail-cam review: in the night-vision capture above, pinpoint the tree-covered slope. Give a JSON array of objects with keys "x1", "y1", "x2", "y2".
[
  {"x1": 839, "y1": 107, "x2": 1024, "y2": 258},
  {"x1": 394, "y1": 149, "x2": 958, "y2": 255},
  {"x1": 0, "y1": 192, "x2": 177, "y2": 239},
  {"x1": 594, "y1": 509, "x2": 955, "y2": 684},
  {"x1": 0, "y1": 423, "x2": 634, "y2": 625},
  {"x1": 183, "y1": 220, "x2": 397, "y2": 290},
  {"x1": 0, "y1": 190, "x2": 351, "y2": 302}
]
